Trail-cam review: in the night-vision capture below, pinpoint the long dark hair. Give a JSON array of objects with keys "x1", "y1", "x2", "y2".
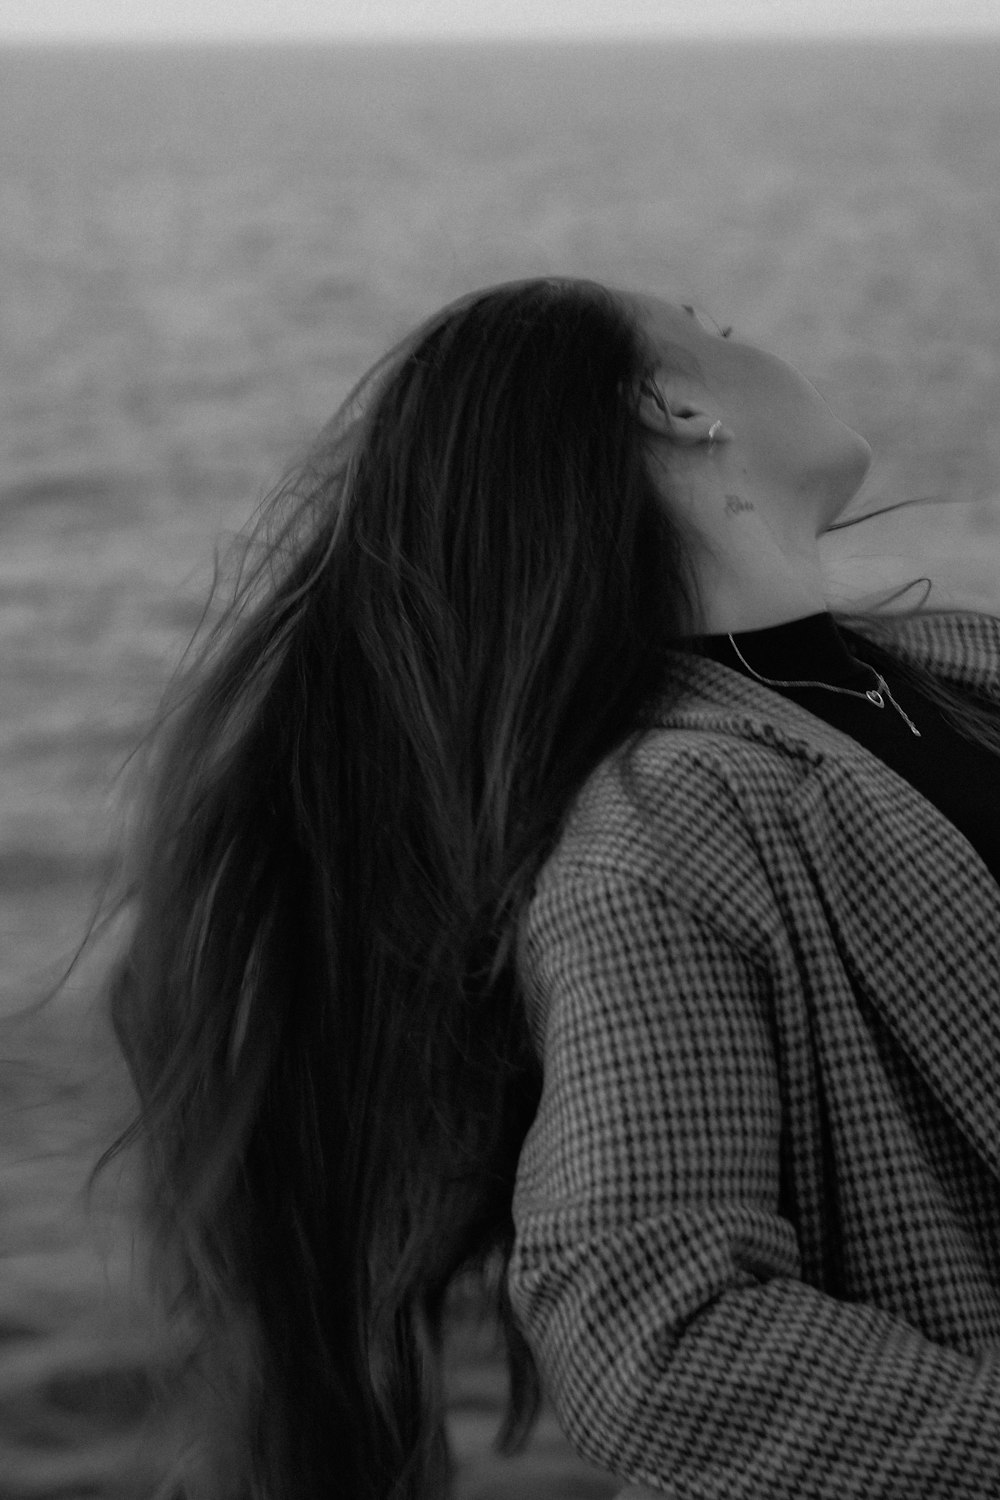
[{"x1": 18, "y1": 276, "x2": 1000, "y2": 1497}]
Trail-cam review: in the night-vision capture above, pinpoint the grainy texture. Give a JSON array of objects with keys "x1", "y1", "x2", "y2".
[{"x1": 1, "y1": 35, "x2": 999, "y2": 1497}]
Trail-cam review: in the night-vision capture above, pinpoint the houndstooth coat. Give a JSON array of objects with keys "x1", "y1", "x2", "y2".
[{"x1": 507, "y1": 610, "x2": 1000, "y2": 1498}]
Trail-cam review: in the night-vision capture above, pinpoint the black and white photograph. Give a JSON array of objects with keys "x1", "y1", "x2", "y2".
[{"x1": 2, "y1": 1, "x2": 1000, "y2": 1495}]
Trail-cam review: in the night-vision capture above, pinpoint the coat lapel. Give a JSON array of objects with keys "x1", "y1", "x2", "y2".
[
  {"x1": 782, "y1": 751, "x2": 1000, "y2": 1180},
  {"x1": 655, "y1": 609, "x2": 1000, "y2": 1178}
]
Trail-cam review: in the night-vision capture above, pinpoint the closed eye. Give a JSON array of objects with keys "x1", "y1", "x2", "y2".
[{"x1": 682, "y1": 304, "x2": 733, "y2": 339}]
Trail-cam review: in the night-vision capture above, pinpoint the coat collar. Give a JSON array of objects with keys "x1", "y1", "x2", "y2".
[
  {"x1": 647, "y1": 609, "x2": 1000, "y2": 1177},
  {"x1": 647, "y1": 608, "x2": 1000, "y2": 771}
]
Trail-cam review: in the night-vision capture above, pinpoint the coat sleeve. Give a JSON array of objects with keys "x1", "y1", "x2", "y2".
[{"x1": 507, "y1": 865, "x2": 1000, "y2": 1498}]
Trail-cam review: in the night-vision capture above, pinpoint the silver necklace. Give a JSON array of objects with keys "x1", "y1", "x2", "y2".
[{"x1": 727, "y1": 634, "x2": 921, "y2": 737}]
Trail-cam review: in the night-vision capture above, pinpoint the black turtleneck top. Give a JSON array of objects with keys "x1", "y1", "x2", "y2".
[{"x1": 679, "y1": 611, "x2": 999, "y2": 881}]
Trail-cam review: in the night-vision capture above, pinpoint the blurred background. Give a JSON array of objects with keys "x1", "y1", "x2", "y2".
[{"x1": 1, "y1": 0, "x2": 1000, "y2": 1493}]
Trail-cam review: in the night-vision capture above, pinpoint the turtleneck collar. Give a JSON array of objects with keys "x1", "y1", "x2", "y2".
[{"x1": 678, "y1": 610, "x2": 880, "y2": 689}]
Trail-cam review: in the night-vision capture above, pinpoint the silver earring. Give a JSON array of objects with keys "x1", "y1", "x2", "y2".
[{"x1": 708, "y1": 420, "x2": 722, "y2": 453}]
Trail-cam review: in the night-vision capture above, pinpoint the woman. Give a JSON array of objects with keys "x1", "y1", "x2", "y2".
[{"x1": 37, "y1": 275, "x2": 1000, "y2": 1496}]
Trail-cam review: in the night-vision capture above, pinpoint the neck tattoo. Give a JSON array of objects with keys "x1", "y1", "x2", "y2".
[{"x1": 724, "y1": 493, "x2": 755, "y2": 516}]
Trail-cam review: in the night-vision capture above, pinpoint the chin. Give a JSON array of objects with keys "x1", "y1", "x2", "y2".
[
  {"x1": 853, "y1": 430, "x2": 874, "y2": 477},
  {"x1": 815, "y1": 434, "x2": 873, "y2": 535},
  {"x1": 837, "y1": 429, "x2": 874, "y2": 499}
]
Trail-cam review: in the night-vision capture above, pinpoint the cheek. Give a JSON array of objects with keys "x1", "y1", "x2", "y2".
[{"x1": 735, "y1": 352, "x2": 801, "y2": 436}]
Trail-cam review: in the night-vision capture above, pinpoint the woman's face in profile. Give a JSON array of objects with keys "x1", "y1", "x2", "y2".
[{"x1": 621, "y1": 289, "x2": 873, "y2": 513}]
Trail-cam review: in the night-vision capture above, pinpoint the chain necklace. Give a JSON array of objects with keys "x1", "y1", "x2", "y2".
[{"x1": 727, "y1": 634, "x2": 921, "y2": 737}]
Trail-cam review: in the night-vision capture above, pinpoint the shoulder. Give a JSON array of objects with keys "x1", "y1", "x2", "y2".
[
  {"x1": 532, "y1": 727, "x2": 794, "y2": 960},
  {"x1": 552, "y1": 725, "x2": 803, "y2": 864}
]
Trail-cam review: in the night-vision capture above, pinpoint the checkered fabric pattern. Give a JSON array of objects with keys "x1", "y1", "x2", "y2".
[{"x1": 508, "y1": 611, "x2": 1000, "y2": 1497}]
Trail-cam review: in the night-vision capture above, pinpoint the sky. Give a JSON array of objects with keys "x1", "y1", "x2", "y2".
[{"x1": 2, "y1": 0, "x2": 1000, "y2": 44}]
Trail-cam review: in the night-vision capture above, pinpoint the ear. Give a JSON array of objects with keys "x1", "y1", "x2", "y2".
[
  {"x1": 635, "y1": 378, "x2": 675, "y2": 440},
  {"x1": 636, "y1": 379, "x2": 732, "y2": 450}
]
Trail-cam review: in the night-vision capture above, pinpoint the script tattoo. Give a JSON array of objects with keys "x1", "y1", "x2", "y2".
[{"x1": 724, "y1": 493, "x2": 755, "y2": 516}]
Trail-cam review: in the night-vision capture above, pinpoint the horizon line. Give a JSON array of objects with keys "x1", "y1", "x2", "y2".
[{"x1": 2, "y1": 28, "x2": 1000, "y2": 47}]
